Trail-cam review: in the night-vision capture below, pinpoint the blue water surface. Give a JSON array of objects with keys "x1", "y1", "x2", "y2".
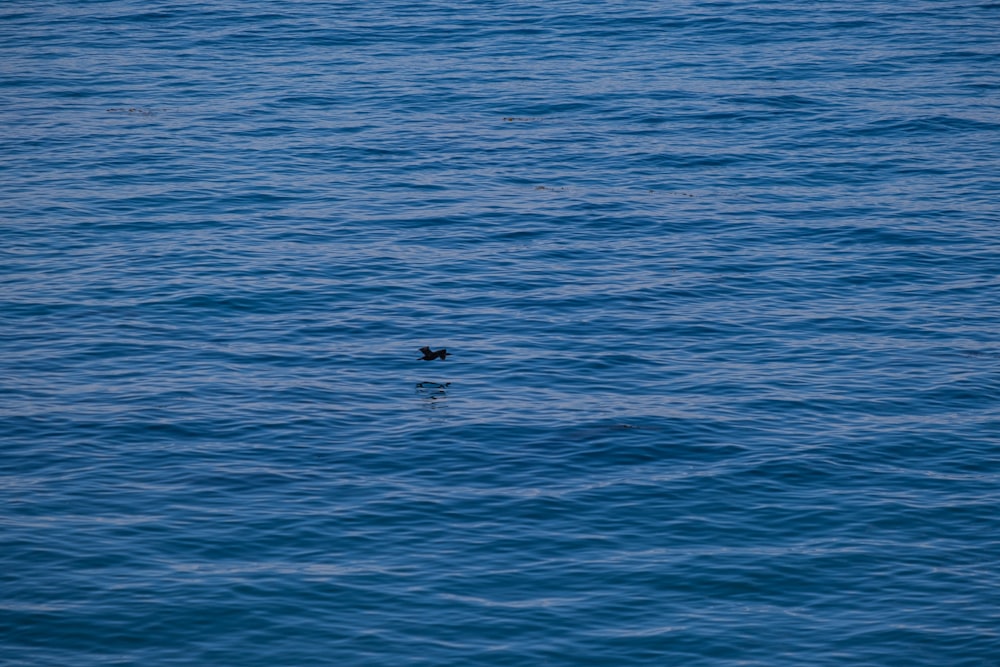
[{"x1": 2, "y1": 1, "x2": 999, "y2": 665}]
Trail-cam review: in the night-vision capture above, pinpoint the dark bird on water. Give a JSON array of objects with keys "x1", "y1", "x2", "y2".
[{"x1": 419, "y1": 346, "x2": 450, "y2": 361}]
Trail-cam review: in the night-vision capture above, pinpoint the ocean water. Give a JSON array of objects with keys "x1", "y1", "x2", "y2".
[{"x1": 2, "y1": 1, "x2": 999, "y2": 665}]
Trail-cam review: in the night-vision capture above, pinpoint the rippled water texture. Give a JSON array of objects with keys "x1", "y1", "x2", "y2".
[{"x1": 2, "y1": 1, "x2": 999, "y2": 665}]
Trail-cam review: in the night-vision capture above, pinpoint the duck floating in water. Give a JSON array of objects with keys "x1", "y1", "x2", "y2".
[{"x1": 419, "y1": 346, "x2": 450, "y2": 361}]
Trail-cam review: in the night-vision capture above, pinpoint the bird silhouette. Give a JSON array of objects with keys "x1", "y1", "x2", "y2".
[{"x1": 419, "y1": 346, "x2": 450, "y2": 361}]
